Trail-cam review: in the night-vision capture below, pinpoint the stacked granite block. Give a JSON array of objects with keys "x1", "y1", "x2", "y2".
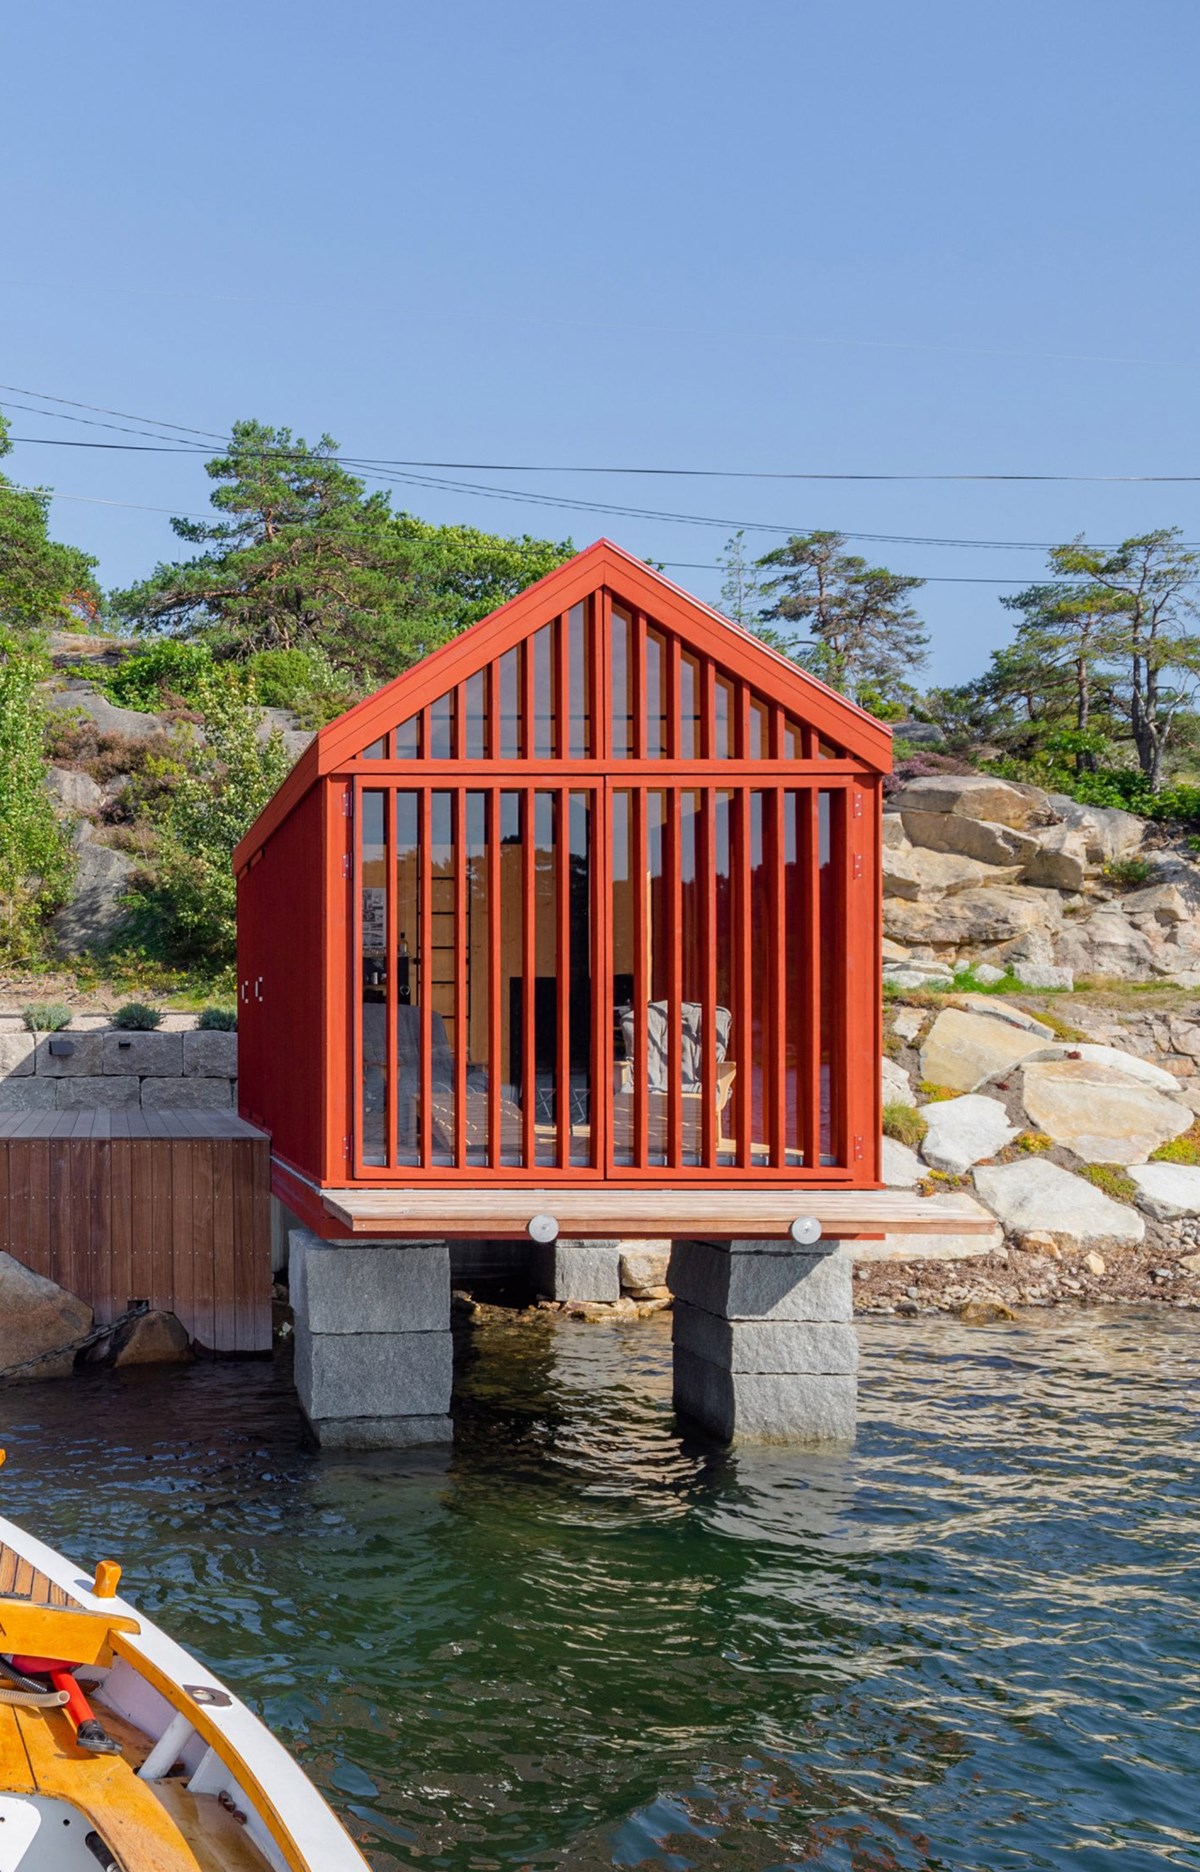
[{"x1": 669, "y1": 1238, "x2": 857, "y2": 1442}]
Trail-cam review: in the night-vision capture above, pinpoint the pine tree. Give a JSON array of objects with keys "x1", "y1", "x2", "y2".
[{"x1": 754, "y1": 530, "x2": 928, "y2": 708}]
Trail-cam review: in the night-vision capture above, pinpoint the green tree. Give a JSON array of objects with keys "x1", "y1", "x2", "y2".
[
  {"x1": 0, "y1": 417, "x2": 99, "y2": 630},
  {"x1": 994, "y1": 571, "x2": 1124, "y2": 770},
  {"x1": 131, "y1": 669, "x2": 292, "y2": 964},
  {"x1": 112, "y1": 421, "x2": 571, "y2": 682},
  {"x1": 1048, "y1": 530, "x2": 1200, "y2": 789},
  {"x1": 0, "y1": 634, "x2": 73, "y2": 958},
  {"x1": 754, "y1": 530, "x2": 928, "y2": 707},
  {"x1": 717, "y1": 529, "x2": 766, "y2": 626}
]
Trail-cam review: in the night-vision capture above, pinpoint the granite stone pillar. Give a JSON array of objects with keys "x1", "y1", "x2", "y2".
[
  {"x1": 531, "y1": 1236, "x2": 622, "y2": 1303},
  {"x1": 288, "y1": 1228, "x2": 452, "y2": 1448},
  {"x1": 668, "y1": 1238, "x2": 857, "y2": 1442}
]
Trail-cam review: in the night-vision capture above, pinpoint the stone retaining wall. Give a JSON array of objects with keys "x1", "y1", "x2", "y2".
[{"x1": 0, "y1": 1023, "x2": 237, "y2": 1112}]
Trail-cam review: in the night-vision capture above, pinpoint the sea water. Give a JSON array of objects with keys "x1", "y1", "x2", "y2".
[{"x1": 1, "y1": 1309, "x2": 1196, "y2": 1870}]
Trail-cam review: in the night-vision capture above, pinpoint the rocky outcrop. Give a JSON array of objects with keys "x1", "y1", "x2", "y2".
[
  {"x1": 1021, "y1": 1057, "x2": 1193, "y2": 1165},
  {"x1": 973, "y1": 1158, "x2": 1145, "y2": 1251},
  {"x1": 919, "y1": 1004, "x2": 1054, "y2": 1093},
  {"x1": 0, "y1": 1254, "x2": 92, "y2": 1381},
  {"x1": 883, "y1": 773, "x2": 1200, "y2": 985}
]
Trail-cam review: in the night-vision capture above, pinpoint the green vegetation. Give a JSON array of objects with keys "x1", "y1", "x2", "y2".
[
  {"x1": 1077, "y1": 1163, "x2": 1139, "y2": 1203},
  {"x1": 111, "y1": 1001, "x2": 163, "y2": 1030},
  {"x1": 1101, "y1": 856, "x2": 1155, "y2": 891},
  {"x1": 1149, "y1": 1124, "x2": 1200, "y2": 1166},
  {"x1": 197, "y1": 1005, "x2": 238, "y2": 1031},
  {"x1": 882, "y1": 1103, "x2": 927, "y2": 1148},
  {"x1": 0, "y1": 416, "x2": 98, "y2": 631},
  {"x1": 111, "y1": 422, "x2": 571, "y2": 685},
  {"x1": 21, "y1": 1002, "x2": 71, "y2": 1032},
  {"x1": 1015, "y1": 1130, "x2": 1054, "y2": 1153},
  {"x1": 124, "y1": 670, "x2": 292, "y2": 966},
  {"x1": 918, "y1": 1082, "x2": 959, "y2": 1102},
  {"x1": 752, "y1": 530, "x2": 928, "y2": 709},
  {"x1": 0, "y1": 635, "x2": 74, "y2": 960}
]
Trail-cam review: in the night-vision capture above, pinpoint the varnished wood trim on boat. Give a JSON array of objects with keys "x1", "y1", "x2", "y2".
[{"x1": 0, "y1": 1539, "x2": 82, "y2": 1608}]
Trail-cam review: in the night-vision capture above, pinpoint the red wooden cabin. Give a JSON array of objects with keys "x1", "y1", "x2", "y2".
[{"x1": 234, "y1": 540, "x2": 890, "y2": 1238}]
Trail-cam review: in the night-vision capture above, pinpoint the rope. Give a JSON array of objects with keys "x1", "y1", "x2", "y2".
[{"x1": 0, "y1": 1301, "x2": 149, "y2": 1383}]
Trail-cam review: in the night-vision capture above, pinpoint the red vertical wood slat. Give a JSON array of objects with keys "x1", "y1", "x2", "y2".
[
  {"x1": 667, "y1": 787, "x2": 683, "y2": 1169},
  {"x1": 701, "y1": 656, "x2": 716, "y2": 762},
  {"x1": 419, "y1": 787, "x2": 433, "y2": 1170},
  {"x1": 556, "y1": 786, "x2": 571, "y2": 1168},
  {"x1": 350, "y1": 777, "x2": 365, "y2": 1176},
  {"x1": 701, "y1": 786, "x2": 718, "y2": 1167},
  {"x1": 633, "y1": 611, "x2": 647, "y2": 761},
  {"x1": 454, "y1": 788, "x2": 468, "y2": 1169},
  {"x1": 522, "y1": 627, "x2": 535, "y2": 763},
  {"x1": 802, "y1": 724, "x2": 818, "y2": 759},
  {"x1": 487, "y1": 788, "x2": 502, "y2": 1167},
  {"x1": 454, "y1": 679, "x2": 466, "y2": 763},
  {"x1": 800, "y1": 787, "x2": 821, "y2": 1171},
  {"x1": 521, "y1": 787, "x2": 537, "y2": 1170},
  {"x1": 736, "y1": 682, "x2": 751, "y2": 761},
  {"x1": 594, "y1": 591, "x2": 610, "y2": 761},
  {"x1": 768, "y1": 786, "x2": 787, "y2": 1167},
  {"x1": 555, "y1": 609, "x2": 569, "y2": 761},
  {"x1": 631, "y1": 787, "x2": 648, "y2": 1168},
  {"x1": 667, "y1": 633, "x2": 681, "y2": 761},
  {"x1": 487, "y1": 657, "x2": 500, "y2": 764},
  {"x1": 385, "y1": 787, "x2": 398, "y2": 1170},
  {"x1": 769, "y1": 702, "x2": 785, "y2": 761},
  {"x1": 598, "y1": 784, "x2": 613, "y2": 1173},
  {"x1": 734, "y1": 792, "x2": 753, "y2": 1169}
]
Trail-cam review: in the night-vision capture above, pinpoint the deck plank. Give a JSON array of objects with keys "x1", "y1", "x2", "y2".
[{"x1": 319, "y1": 1185, "x2": 997, "y2": 1239}]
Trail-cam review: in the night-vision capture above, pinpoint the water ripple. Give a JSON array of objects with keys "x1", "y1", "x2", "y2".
[{"x1": 0, "y1": 1309, "x2": 1195, "y2": 1869}]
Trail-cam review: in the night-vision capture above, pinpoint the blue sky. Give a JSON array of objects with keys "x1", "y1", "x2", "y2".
[{"x1": 3, "y1": 0, "x2": 1197, "y2": 685}]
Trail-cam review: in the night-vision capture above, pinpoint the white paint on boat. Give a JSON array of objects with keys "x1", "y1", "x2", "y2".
[{"x1": 0, "y1": 1514, "x2": 371, "y2": 1871}]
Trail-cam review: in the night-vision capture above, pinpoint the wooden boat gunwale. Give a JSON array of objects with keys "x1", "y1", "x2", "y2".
[{"x1": 0, "y1": 1512, "x2": 370, "y2": 1871}]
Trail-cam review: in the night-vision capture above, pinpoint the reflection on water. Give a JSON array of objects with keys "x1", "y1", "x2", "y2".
[{"x1": 0, "y1": 1310, "x2": 1197, "y2": 1869}]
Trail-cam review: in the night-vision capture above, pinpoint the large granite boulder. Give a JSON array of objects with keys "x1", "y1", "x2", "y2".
[
  {"x1": 0, "y1": 1254, "x2": 92, "y2": 1381},
  {"x1": 1021, "y1": 821, "x2": 1091, "y2": 892},
  {"x1": 920, "y1": 1003, "x2": 1055, "y2": 1093},
  {"x1": 43, "y1": 681, "x2": 167, "y2": 741},
  {"x1": 919, "y1": 1094, "x2": 1017, "y2": 1175},
  {"x1": 882, "y1": 1058, "x2": 916, "y2": 1108},
  {"x1": 1053, "y1": 912, "x2": 1160, "y2": 982},
  {"x1": 1045, "y1": 796, "x2": 1144, "y2": 864},
  {"x1": 881, "y1": 1138, "x2": 922, "y2": 1187},
  {"x1": 890, "y1": 774, "x2": 1046, "y2": 828},
  {"x1": 886, "y1": 886, "x2": 1061, "y2": 950},
  {"x1": 51, "y1": 832, "x2": 133, "y2": 956},
  {"x1": 973, "y1": 1159, "x2": 1144, "y2": 1250},
  {"x1": 883, "y1": 843, "x2": 1021, "y2": 901},
  {"x1": 1021, "y1": 1057, "x2": 1194, "y2": 1164},
  {"x1": 1127, "y1": 1163, "x2": 1200, "y2": 1220},
  {"x1": 46, "y1": 766, "x2": 104, "y2": 814},
  {"x1": 897, "y1": 810, "x2": 1042, "y2": 869}
]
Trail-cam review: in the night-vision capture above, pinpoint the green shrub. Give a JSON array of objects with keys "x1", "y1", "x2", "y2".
[
  {"x1": 103, "y1": 639, "x2": 215, "y2": 712},
  {"x1": 1015, "y1": 1130, "x2": 1053, "y2": 1153},
  {"x1": 984, "y1": 757, "x2": 1200, "y2": 829},
  {"x1": 21, "y1": 1002, "x2": 71, "y2": 1032},
  {"x1": 1101, "y1": 856, "x2": 1154, "y2": 891},
  {"x1": 125, "y1": 669, "x2": 292, "y2": 965},
  {"x1": 111, "y1": 1001, "x2": 162, "y2": 1030},
  {"x1": 918, "y1": 1082, "x2": 959, "y2": 1102},
  {"x1": 197, "y1": 1005, "x2": 237, "y2": 1031},
  {"x1": 882, "y1": 1103, "x2": 927, "y2": 1148}
]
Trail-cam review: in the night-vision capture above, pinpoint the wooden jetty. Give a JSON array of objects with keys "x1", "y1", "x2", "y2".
[{"x1": 0, "y1": 1112, "x2": 271, "y2": 1353}]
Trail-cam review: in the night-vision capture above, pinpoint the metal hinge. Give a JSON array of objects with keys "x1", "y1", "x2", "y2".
[
  {"x1": 342, "y1": 788, "x2": 353, "y2": 818},
  {"x1": 852, "y1": 792, "x2": 863, "y2": 818},
  {"x1": 853, "y1": 1134, "x2": 864, "y2": 1161},
  {"x1": 342, "y1": 852, "x2": 352, "y2": 879},
  {"x1": 343, "y1": 1134, "x2": 352, "y2": 1161},
  {"x1": 852, "y1": 852, "x2": 864, "y2": 879}
]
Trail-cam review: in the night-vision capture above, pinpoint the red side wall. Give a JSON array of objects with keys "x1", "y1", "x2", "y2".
[{"x1": 237, "y1": 781, "x2": 327, "y2": 1182}]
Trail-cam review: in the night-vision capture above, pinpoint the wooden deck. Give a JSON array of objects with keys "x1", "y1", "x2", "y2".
[
  {"x1": 0, "y1": 1112, "x2": 272, "y2": 1353},
  {"x1": 319, "y1": 1184, "x2": 997, "y2": 1240},
  {"x1": 0, "y1": 1538, "x2": 80, "y2": 1609}
]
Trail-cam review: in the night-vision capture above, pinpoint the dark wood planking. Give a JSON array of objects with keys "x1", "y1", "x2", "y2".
[{"x1": 0, "y1": 1121, "x2": 269, "y2": 1351}]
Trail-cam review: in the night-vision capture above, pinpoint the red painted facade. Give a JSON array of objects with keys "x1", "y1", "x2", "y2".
[{"x1": 235, "y1": 540, "x2": 890, "y2": 1229}]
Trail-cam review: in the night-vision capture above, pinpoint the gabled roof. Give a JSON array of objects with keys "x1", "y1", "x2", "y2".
[{"x1": 234, "y1": 538, "x2": 891, "y2": 868}]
